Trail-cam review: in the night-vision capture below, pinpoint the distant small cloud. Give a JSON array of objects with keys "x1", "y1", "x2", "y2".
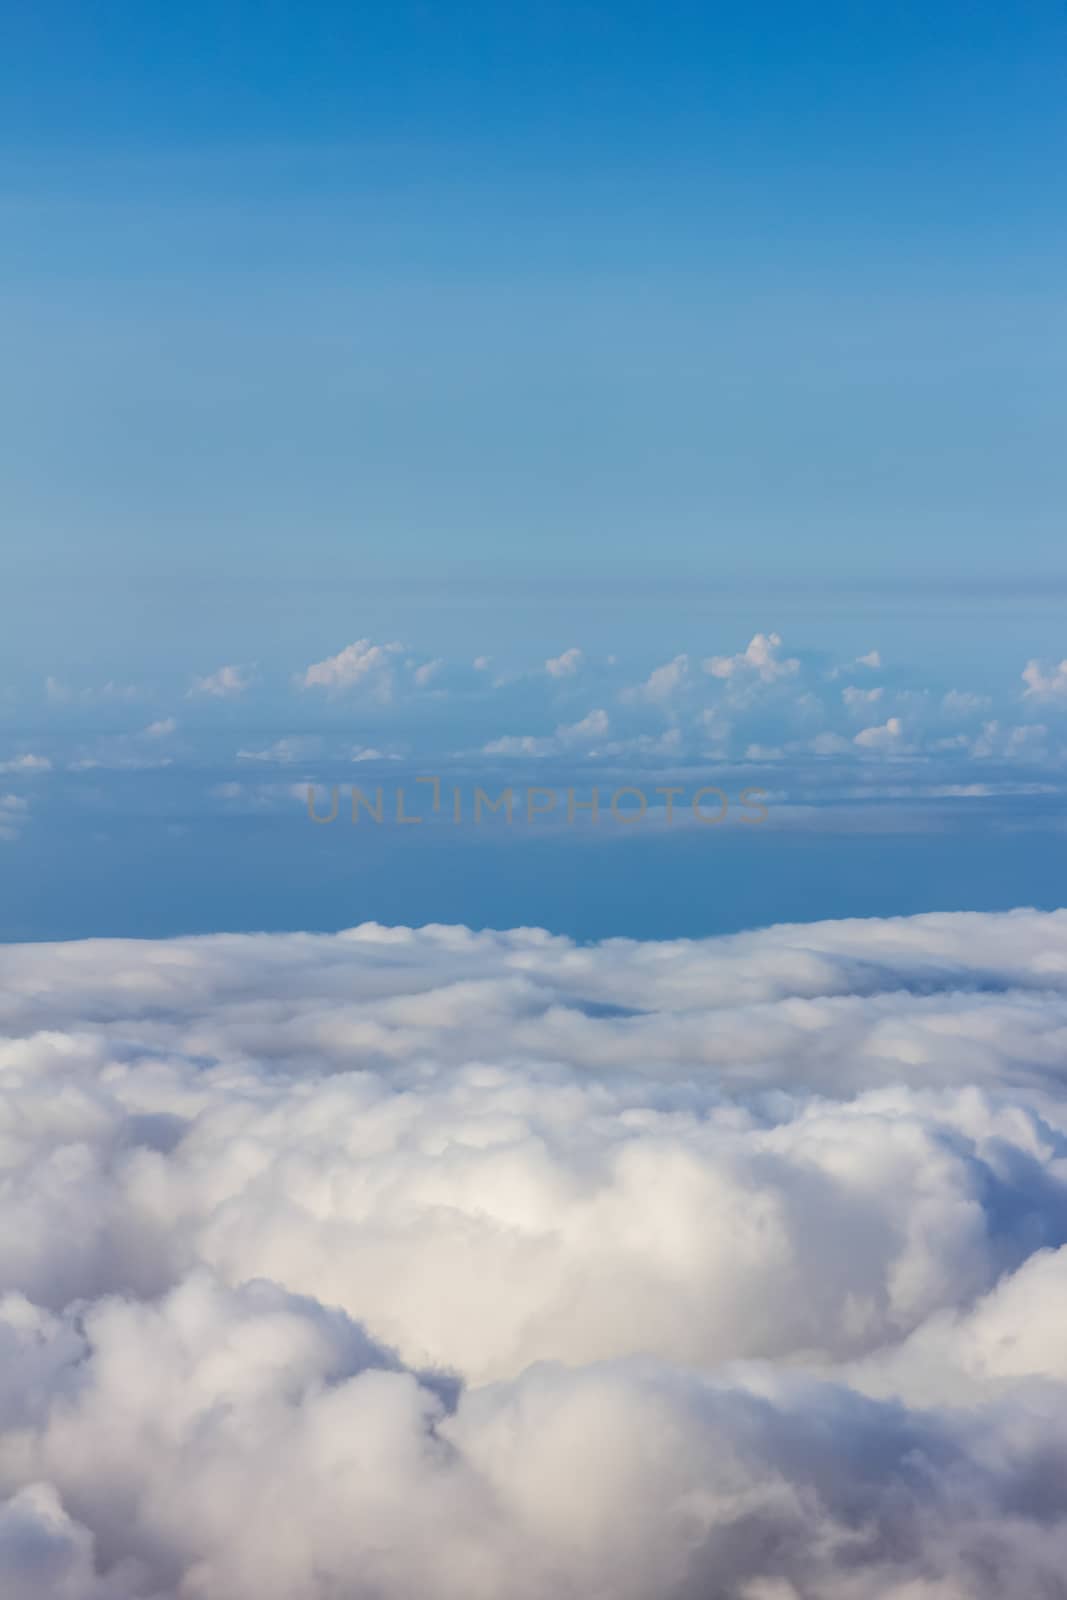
[
  {"x1": 45, "y1": 676, "x2": 140, "y2": 705},
  {"x1": 559, "y1": 707, "x2": 609, "y2": 743},
  {"x1": 545, "y1": 647, "x2": 584, "y2": 679},
  {"x1": 621, "y1": 654, "x2": 689, "y2": 705},
  {"x1": 189, "y1": 664, "x2": 253, "y2": 699},
  {"x1": 828, "y1": 649, "x2": 882, "y2": 680},
  {"x1": 1022, "y1": 658, "x2": 1067, "y2": 700},
  {"x1": 842, "y1": 686, "x2": 883, "y2": 709},
  {"x1": 473, "y1": 656, "x2": 492, "y2": 672},
  {"x1": 0, "y1": 793, "x2": 28, "y2": 839},
  {"x1": 351, "y1": 746, "x2": 400, "y2": 763},
  {"x1": 971, "y1": 720, "x2": 1050, "y2": 761},
  {"x1": 143, "y1": 718, "x2": 177, "y2": 739},
  {"x1": 482, "y1": 732, "x2": 553, "y2": 757},
  {"x1": 482, "y1": 707, "x2": 611, "y2": 759},
  {"x1": 238, "y1": 736, "x2": 319, "y2": 764},
  {"x1": 210, "y1": 780, "x2": 302, "y2": 812},
  {"x1": 601, "y1": 726, "x2": 682, "y2": 760},
  {"x1": 0, "y1": 753, "x2": 51, "y2": 774},
  {"x1": 809, "y1": 732, "x2": 852, "y2": 755},
  {"x1": 68, "y1": 755, "x2": 173, "y2": 772},
  {"x1": 854, "y1": 716, "x2": 905, "y2": 750},
  {"x1": 941, "y1": 689, "x2": 992, "y2": 718},
  {"x1": 412, "y1": 658, "x2": 445, "y2": 688}
]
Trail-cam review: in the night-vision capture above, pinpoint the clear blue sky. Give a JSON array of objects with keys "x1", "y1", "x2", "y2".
[{"x1": 1, "y1": 0, "x2": 1065, "y2": 678}]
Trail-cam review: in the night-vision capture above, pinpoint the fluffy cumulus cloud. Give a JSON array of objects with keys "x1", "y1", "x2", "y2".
[
  {"x1": 299, "y1": 639, "x2": 403, "y2": 698},
  {"x1": 1022, "y1": 658, "x2": 1067, "y2": 700},
  {"x1": 483, "y1": 707, "x2": 611, "y2": 758},
  {"x1": 188, "y1": 664, "x2": 253, "y2": 699},
  {"x1": 544, "y1": 647, "x2": 584, "y2": 679},
  {"x1": 854, "y1": 715, "x2": 906, "y2": 750},
  {"x1": 5, "y1": 911, "x2": 1067, "y2": 1594},
  {"x1": 704, "y1": 632, "x2": 799, "y2": 684},
  {"x1": 621, "y1": 653, "x2": 690, "y2": 706},
  {"x1": 35, "y1": 637, "x2": 1067, "y2": 806}
]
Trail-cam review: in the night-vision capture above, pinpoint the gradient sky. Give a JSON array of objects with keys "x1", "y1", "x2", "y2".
[
  {"x1": 3, "y1": 2, "x2": 1067, "y2": 943},
  {"x1": 2, "y1": 0, "x2": 1066, "y2": 682}
]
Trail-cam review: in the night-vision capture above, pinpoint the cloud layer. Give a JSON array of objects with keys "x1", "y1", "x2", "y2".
[{"x1": 4, "y1": 910, "x2": 1067, "y2": 1595}]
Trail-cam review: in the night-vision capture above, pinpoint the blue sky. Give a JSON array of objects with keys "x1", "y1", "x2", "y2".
[
  {"x1": 2, "y1": 1, "x2": 1066, "y2": 937},
  {"x1": 4, "y1": 4, "x2": 1065, "y2": 626}
]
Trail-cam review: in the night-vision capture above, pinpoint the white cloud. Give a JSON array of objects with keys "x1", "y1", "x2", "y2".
[
  {"x1": 941, "y1": 689, "x2": 992, "y2": 718},
  {"x1": 969, "y1": 720, "x2": 1051, "y2": 761},
  {"x1": 0, "y1": 754, "x2": 51, "y2": 774},
  {"x1": 559, "y1": 706, "x2": 609, "y2": 742},
  {"x1": 237, "y1": 736, "x2": 319, "y2": 764},
  {"x1": 599, "y1": 725, "x2": 683, "y2": 761},
  {"x1": 0, "y1": 793, "x2": 28, "y2": 839},
  {"x1": 4, "y1": 912, "x2": 1067, "y2": 1594},
  {"x1": 544, "y1": 647, "x2": 584, "y2": 679},
  {"x1": 300, "y1": 640, "x2": 403, "y2": 698},
  {"x1": 44, "y1": 677, "x2": 140, "y2": 705},
  {"x1": 482, "y1": 708, "x2": 611, "y2": 758},
  {"x1": 473, "y1": 656, "x2": 492, "y2": 672},
  {"x1": 189, "y1": 664, "x2": 253, "y2": 699},
  {"x1": 854, "y1": 715, "x2": 905, "y2": 750},
  {"x1": 211, "y1": 780, "x2": 311, "y2": 812},
  {"x1": 1007, "y1": 723, "x2": 1050, "y2": 756},
  {"x1": 1022, "y1": 658, "x2": 1067, "y2": 700},
  {"x1": 412, "y1": 658, "x2": 445, "y2": 688},
  {"x1": 481, "y1": 732, "x2": 552, "y2": 756},
  {"x1": 827, "y1": 649, "x2": 882, "y2": 680},
  {"x1": 808, "y1": 731, "x2": 852, "y2": 754},
  {"x1": 842, "y1": 685, "x2": 884, "y2": 709},
  {"x1": 142, "y1": 718, "x2": 176, "y2": 739},
  {"x1": 621, "y1": 654, "x2": 689, "y2": 705},
  {"x1": 67, "y1": 755, "x2": 173, "y2": 772},
  {"x1": 704, "y1": 632, "x2": 799, "y2": 683}
]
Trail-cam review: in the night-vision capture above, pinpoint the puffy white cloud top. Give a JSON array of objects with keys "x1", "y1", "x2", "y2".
[{"x1": 4, "y1": 910, "x2": 1067, "y2": 1596}]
